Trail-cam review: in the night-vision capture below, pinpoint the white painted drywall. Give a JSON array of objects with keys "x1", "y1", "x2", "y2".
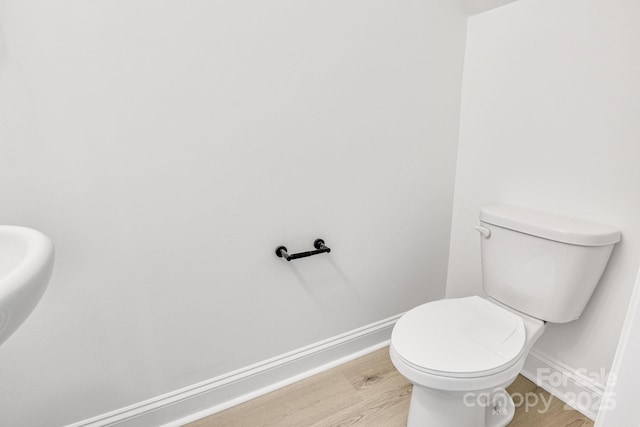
[
  {"x1": 447, "y1": 0, "x2": 640, "y2": 412},
  {"x1": 461, "y1": 0, "x2": 520, "y2": 16},
  {"x1": 0, "y1": 0, "x2": 467, "y2": 425},
  {"x1": 596, "y1": 266, "x2": 640, "y2": 426}
]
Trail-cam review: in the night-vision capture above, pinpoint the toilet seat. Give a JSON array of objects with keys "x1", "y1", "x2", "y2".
[{"x1": 391, "y1": 296, "x2": 526, "y2": 379}]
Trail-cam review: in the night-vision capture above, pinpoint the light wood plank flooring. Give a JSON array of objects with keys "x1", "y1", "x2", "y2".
[{"x1": 187, "y1": 347, "x2": 594, "y2": 427}]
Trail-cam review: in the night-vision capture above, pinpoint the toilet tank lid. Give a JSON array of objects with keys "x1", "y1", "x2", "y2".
[{"x1": 480, "y1": 205, "x2": 621, "y2": 246}]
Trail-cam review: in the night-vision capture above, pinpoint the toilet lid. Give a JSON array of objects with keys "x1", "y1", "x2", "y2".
[{"x1": 392, "y1": 296, "x2": 526, "y2": 378}]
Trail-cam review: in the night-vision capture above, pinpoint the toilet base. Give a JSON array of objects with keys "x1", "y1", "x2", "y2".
[
  {"x1": 407, "y1": 385, "x2": 515, "y2": 427},
  {"x1": 485, "y1": 388, "x2": 515, "y2": 427}
]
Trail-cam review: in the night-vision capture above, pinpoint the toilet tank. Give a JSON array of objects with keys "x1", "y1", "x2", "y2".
[{"x1": 478, "y1": 205, "x2": 620, "y2": 323}]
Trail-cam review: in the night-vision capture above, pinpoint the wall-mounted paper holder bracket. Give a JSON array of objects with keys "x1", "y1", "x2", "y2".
[{"x1": 275, "y1": 239, "x2": 331, "y2": 262}]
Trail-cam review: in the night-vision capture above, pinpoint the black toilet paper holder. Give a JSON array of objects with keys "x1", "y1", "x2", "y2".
[{"x1": 275, "y1": 239, "x2": 331, "y2": 262}]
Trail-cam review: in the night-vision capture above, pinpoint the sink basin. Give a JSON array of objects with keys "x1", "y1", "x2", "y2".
[{"x1": 0, "y1": 226, "x2": 54, "y2": 347}]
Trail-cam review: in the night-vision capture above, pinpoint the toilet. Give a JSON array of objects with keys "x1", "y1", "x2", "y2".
[{"x1": 390, "y1": 205, "x2": 621, "y2": 427}]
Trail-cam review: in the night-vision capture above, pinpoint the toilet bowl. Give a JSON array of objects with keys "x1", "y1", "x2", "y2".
[
  {"x1": 390, "y1": 296, "x2": 545, "y2": 427},
  {"x1": 390, "y1": 205, "x2": 620, "y2": 427}
]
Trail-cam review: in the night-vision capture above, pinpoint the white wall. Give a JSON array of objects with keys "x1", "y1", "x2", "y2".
[
  {"x1": 448, "y1": 0, "x2": 640, "y2": 399},
  {"x1": 461, "y1": 0, "x2": 519, "y2": 16},
  {"x1": 597, "y1": 267, "x2": 640, "y2": 426},
  {"x1": 0, "y1": 0, "x2": 467, "y2": 425}
]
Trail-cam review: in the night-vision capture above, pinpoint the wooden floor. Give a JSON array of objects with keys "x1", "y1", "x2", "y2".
[{"x1": 187, "y1": 347, "x2": 594, "y2": 427}]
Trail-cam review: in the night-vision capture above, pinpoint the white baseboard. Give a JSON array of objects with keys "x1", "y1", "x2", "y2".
[
  {"x1": 65, "y1": 314, "x2": 401, "y2": 427},
  {"x1": 521, "y1": 349, "x2": 606, "y2": 420}
]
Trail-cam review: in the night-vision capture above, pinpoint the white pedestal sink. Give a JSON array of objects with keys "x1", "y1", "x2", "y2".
[{"x1": 0, "y1": 226, "x2": 54, "y2": 347}]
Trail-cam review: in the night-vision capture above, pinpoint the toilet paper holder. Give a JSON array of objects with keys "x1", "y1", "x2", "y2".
[{"x1": 275, "y1": 239, "x2": 331, "y2": 262}]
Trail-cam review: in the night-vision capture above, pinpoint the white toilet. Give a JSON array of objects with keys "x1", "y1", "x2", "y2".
[{"x1": 390, "y1": 205, "x2": 620, "y2": 427}]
